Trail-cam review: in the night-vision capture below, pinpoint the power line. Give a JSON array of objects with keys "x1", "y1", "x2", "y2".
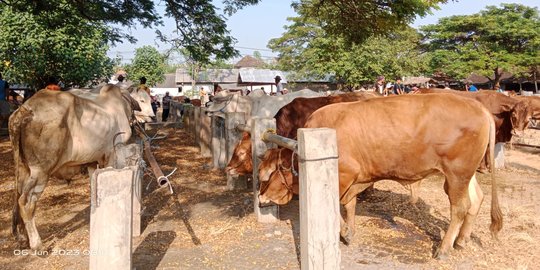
[{"x1": 235, "y1": 46, "x2": 273, "y2": 52}]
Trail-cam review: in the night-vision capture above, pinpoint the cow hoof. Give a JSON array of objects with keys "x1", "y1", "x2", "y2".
[
  {"x1": 433, "y1": 249, "x2": 449, "y2": 260},
  {"x1": 476, "y1": 168, "x2": 489, "y2": 174},
  {"x1": 454, "y1": 237, "x2": 469, "y2": 250},
  {"x1": 340, "y1": 228, "x2": 353, "y2": 245},
  {"x1": 29, "y1": 239, "x2": 43, "y2": 252}
]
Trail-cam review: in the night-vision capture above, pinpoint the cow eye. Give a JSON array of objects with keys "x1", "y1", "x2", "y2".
[{"x1": 139, "y1": 100, "x2": 145, "y2": 103}]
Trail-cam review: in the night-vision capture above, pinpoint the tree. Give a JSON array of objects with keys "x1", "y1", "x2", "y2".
[
  {"x1": 125, "y1": 46, "x2": 166, "y2": 86},
  {"x1": 2, "y1": 0, "x2": 263, "y2": 64},
  {"x1": 0, "y1": 5, "x2": 113, "y2": 89},
  {"x1": 268, "y1": 16, "x2": 427, "y2": 88},
  {"x1": 2, "y1": 1, "x2": 450, "y2": 63},
  {"x1": 421, "y1": 4, "x2": 540, "y2": 88},
  {"x1": 294, "y1": 0, "x2": 448, "y2": 44}
]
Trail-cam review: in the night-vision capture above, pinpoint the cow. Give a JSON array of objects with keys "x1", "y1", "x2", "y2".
[
  {"x1": 206, "y1": 89, "x2": 321, "y2": 121},
  {"x1": 414, "y1": 88, "x2": 531, "y2": 143},
  {"x1": 68, "y1": 85, "x2": 155, "y2": 123},
  {"x1": 512, "y1": 95, "x2": 540, "y2": 132},
  {"x1": 10, "y1": 84, "x2": 142, "y2": 250},
  {"x1": 414, "y1": 88, "x2": 537, "y2": 173},
  {"x1": 257, "y1": 93, "x2": 502, "y2": 258},
  {"x1": 226, "y1": 92, "x2": 380, "y2": 177}
]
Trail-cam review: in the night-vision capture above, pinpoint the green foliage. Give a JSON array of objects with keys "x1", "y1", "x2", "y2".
[
  {"x1": 268, "y1": 16, "x2": 427, "y2": 87},
  {"x1": 0, "y1": 5, "x2": 113, "y2": 89},
  {"x1": 295, "y1": 0, "x2": 448, "y2": 44},
  {"x1": 125, "y1": 46, "x2": 166, "y2": 87},
  {"x1": 421, "y1": 3, "x2": 540, "y2": 87},
  {"x1": 2, "y1": 0, "x2": 262, "y2": 64},
  {"x1": 253, "y1": 51, "x2": 262, "y2": 60}
]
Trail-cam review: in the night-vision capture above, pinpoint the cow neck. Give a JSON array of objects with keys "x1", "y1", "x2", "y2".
[{"x1": 96, "y1": 93, "x2": 133, "y2": 142}]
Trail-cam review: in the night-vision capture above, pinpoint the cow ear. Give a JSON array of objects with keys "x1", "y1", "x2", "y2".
[{"x1": 259, "y1": 161, "x2": 277, "y2": 182}]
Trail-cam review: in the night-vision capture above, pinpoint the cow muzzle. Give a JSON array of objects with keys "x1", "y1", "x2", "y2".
[{"x1": 258, "y1": 194, "x2": 275, "y2": 208}]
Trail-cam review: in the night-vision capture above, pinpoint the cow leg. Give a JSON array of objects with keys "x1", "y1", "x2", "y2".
[
  {"x1": 409, "y1": 181, "x2": 420, "y2": 205},
  {"x1": 455, "y1": 174, "x2": 484, "y2": 249},
  {"x1": 18, "y1": 169, "x2": 48, "y2": 250},
  {"x1": 435, "y1": 175, "x2": 470, "y2": 259},
  {"x1": 403, "y1": 180, "x2": 421, "y2": 205},
  {"x1": 13, "y1": 167, "x2": 29, "y2": 244},
  {"x1": 340, "y1": 198, "x2": 357, "y2": 244}
]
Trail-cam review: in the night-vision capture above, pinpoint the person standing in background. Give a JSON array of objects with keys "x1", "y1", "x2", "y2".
[
  {"x1": 466, "y1": 82, "x2": 478, "y2": 92},
  {"x1": 138, "y1": 77, "x2": 151, "y2": 95},
  {"x1": 45, "y1": 76, "x2": 61, "y2": 91},
  {"x1": 274, "y1": 75, "x2": 283, "y2": 95},
  {"x1": 161, "y1": 91, "x2": 172, "y2": 122},
  {"x1": 0, "y1": 72, "x2": 10, "y2": 128},
  {"x1": 116, "y1": 74, "x2": 128, "y2": 89},
  {"x1": 375, "y1": 76, "x2": 385, "y2": 95}
]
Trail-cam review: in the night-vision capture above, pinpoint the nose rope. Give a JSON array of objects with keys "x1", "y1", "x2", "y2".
[{"x1": 277, "y1": 149, "x2": 294, "y2": 193}]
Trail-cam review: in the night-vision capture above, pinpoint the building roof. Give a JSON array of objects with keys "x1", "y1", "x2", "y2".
[
  {"x1": 234, "y1": 55, "x2": 265, "y2": 68},
  {"x1": 402, "y1": 76, "x2": 432, "y2": 85},
  {"x1": 239, "y1": 68, "x2": 287, "y2": 84},
  {"x1": 176, "y1": 68, "x2": 194, "y2": 84},
  {"x1": 284, "y1": 72, "x2": 335, "y2": 83},
  {"x1": 154, "y1": 73, "x2": 177, "y2": 88},
  {"x1": 197, "y1": 69, "x2": 239, "y2": 83},
  {"x1": 466, "y1": 72, "x2": 514, "y2": 84}
]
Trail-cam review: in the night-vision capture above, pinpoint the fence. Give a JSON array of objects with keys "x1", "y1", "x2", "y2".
[
  {"x1": 89, "y1": 143, "x2": 143, "y2": 270},
  {"x1": 179, "y1": 105, "x2": 341, "y2": 269}
]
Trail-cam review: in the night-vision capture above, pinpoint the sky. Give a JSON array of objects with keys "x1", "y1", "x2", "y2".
[{"x1": 107, "y1": 0, "x2": 540, "y2": 64}]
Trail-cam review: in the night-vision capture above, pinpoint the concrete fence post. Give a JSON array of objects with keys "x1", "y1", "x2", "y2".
[
  {"x1": 199, "y1": 109, "x2": 212, "y2": 157},
  {"x1": 225, "y1": 112, "x2": 247, "y2": 190},
  {"x1": 112, "y1": 143, "x2": 143, "y2": 237},
  {"x1": 194, "y1": 107, "x2": 201, "y2": 147},
  {"x1": 211, "y1": 116, "x2": 227, "y2": 169},
  {"x1": 183, "y1": 105, "x2": 191, "y2": 131},
  {"x1": 297, "y1": 128, "x2": 341, "y2": 270},
  {"x1": 251, "y1": 117, "x2": 278, "y2": 223},
  {"x1": 90, "y1": 168, "x2": 134, "y2": 270}
]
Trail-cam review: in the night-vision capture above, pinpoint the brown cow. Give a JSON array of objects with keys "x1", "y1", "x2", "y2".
[
  {"x1": 258, "y1": 93, "x2": 502, "y2": 258},
  {"x1": 415, "y1": 88, "x2": 530, "y2": 142},
  {"x1": 226, "y1": 91, "x2": 380, "y2": 176},
  {"x1": 512, "y1": 95, "x2": 540, "y2": 131}
]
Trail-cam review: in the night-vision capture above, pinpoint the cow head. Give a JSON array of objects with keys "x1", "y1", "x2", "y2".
[
  {"x1": 205, "y1": 91, "x2": 237, "y2": 116},
  {"x1": 225, "y1": 132, "x2": 253, "y2": 176},
  {"x1": 258, "y1": 148, "x2": 298, "y2": 205},
  {"x1": 128, "y1": 87, "x2": 156, "y2": 123},
  {"x1": 511, "y1": 100, "x2": 534, "y2": 135}
]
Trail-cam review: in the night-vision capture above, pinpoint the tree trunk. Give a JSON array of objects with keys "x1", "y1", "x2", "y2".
[{"x1": 492, "y1": 67, "x2": 502, "y2": 90}]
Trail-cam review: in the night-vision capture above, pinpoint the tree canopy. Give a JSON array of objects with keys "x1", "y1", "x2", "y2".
[
  {"x1": 2, "y1": 0, "x2": 450, "y2": 64},
  {"x1": 268, "y1": 16, "x2": 427, "y2": 88},
  {"x1": 421, "y1": 3, "x2": 540, "y2": 88},
  {"x1": 295, "y1": 0, "x2": 448, "y2": 44},
  {"x1": 0, "y1": 5, "x2": 113, "y2": 89},
  {"x1": 1, "y1": 0, "x2": 262, "y2": 64},
  {"x1": 125, "y1": 46, "x2": 166, "y2": 87}
]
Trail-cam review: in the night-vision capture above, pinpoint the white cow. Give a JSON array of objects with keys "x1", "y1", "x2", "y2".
[
  {"x1": 207, "y1": 89, "x2": 322, "y2": 121},
  {"x1": 68, "y1": 85, "x2": 155, "y2": 122},
  {"x1": 10, "y1": 84, "x2": 141, "y2": 250}
]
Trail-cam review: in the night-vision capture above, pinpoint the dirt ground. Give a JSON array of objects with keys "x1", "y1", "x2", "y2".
[{"x1": 0, "y1": 126, "x2": 539, "y2": 270}]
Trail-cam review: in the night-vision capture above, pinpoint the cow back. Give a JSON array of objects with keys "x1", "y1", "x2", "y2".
[{"x1": 275, "y1": 92, "x2": 378, "y2": 138}]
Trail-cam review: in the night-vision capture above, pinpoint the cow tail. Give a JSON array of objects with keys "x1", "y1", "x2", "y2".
[
  {"x1": 488, "y1": 113, "x2": 503, "y2": 239},
  {"x1": 9, "y1": 106, "x2": 32, "y2": 237}
]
